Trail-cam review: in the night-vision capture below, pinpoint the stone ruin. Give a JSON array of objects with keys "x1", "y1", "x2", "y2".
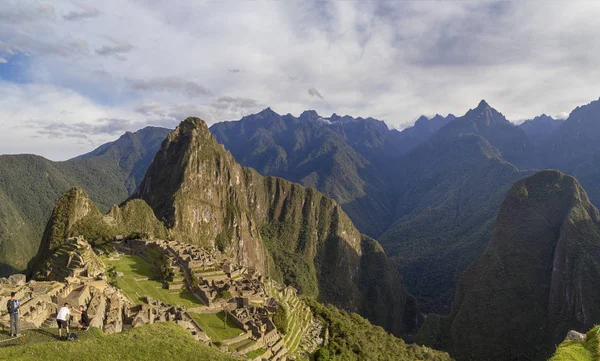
[
  {"x1": 1, "y1": 237, "x2": 324, "y2": 361},
  {"x1": 36, "y1": 237, "x2": 106, "y2": 282},
  {"x1": 0, "y1": 275, "x2": 184, "y2": 336}
]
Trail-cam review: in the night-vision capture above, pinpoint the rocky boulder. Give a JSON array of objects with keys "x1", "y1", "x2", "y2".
[
  {"x1": 8, "y1": 274, "x2": 26, "y2": 286},
  {"x1": 564, "y1": 330, "x2": 587, "y2": 342}
]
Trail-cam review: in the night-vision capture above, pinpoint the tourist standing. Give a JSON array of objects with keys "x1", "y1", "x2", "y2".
[
  {"x1": 6, "y1": 292, "x2": 20, "y2": 337},
  {"x1": 56, "y1": 303, "x2": 71, "y2": 339}
]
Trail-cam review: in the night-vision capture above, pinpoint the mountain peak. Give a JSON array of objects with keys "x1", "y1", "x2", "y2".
[
  {"x1": 464, "y1": 99, "x2": 509, "y2": 127},
  {"x1": 176, "y1": 117, "x2": 212, "y2": 139},
  {"x1": 476, "y1": 99, "x2": 490, "y2": 109},
  {"x1": 258, "y1": 107, "x2": 279, "y2": 116},
  {"x1": 299, "y1": 110, "x2": 320, "y2": 122},
  {"x1": 415, "y1": 115, "x2": 429, "y2": 124},
  {"x1": 429, "y1": 169, "x2": 600, "y2": 361}
]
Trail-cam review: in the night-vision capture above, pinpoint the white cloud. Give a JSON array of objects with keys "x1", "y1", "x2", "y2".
[
  {"x1": 0, "y1": 57, "x2": 6, "y2": 63},
  {"x1": 2, "y1": 0, "x2": 600, "y2": 159}
]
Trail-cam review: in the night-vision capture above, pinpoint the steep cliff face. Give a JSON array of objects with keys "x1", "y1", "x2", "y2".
[
  {"x1": 418, "y1": 170, "x2": 600, "y2": 361},
  {"x1": 133, "y1": 117, "x2": 417, "y2": 334}
]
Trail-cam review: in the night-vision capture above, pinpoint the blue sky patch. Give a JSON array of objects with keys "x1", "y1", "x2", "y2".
[{"x1": 0, "y1": 53, "x2": 32, "y2": 84}]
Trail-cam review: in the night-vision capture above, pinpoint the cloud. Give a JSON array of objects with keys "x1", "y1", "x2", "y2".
[
  {"x1": 63, "y1": 7, "x2": 101, "y2": 21},
  {"x1": 95, "y1": 40, "x2": 133, "y2": 56},
  {"x1": 69, "y1": 39, "x2": 89, "y2": 53},
  {"x1": 128, "y1": 77, "x2": 213, "y2": 97},
  {"x1": 0, "y1": 57, "x2": 6, "y2": 63},
  {"x1": 35, "y1": 118, "x2": 132, "y2": 138},
  {"x1": 308, "y1": 88, "x2": 324, "y2": 99},
  {"x1": 135, "y1": 103, "x2": 166, "y2": 117},
  {"x1": 0, "y1": 3, "x2": 55, "y2": 24},
  {"x1": 4, "y1": 0, "x2": 600, "y2": 159},
  {"x1": 213, "y1": 96, "x2": 262, "y2": 110}
]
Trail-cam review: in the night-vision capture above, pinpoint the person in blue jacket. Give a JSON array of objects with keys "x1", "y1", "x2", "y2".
[{"x1": 7, "y1": 292, "x2": 20, "y2": 337}]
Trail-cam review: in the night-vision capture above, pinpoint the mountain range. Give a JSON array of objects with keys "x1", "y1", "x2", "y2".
[
  {"x1": 3, "y1": 96, "x2": 600, "y2": 360},
  {"x1": 29, "y1": 118, "x2": 420, "y2": 336}
]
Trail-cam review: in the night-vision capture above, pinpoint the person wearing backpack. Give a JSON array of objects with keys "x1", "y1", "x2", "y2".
[{"x1": 7, "y1": 292, "x2": 20, "y2": 337}]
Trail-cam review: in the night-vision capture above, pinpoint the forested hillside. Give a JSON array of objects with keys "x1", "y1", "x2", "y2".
[{"x1": 0, "y1": 127, "x2": 170, "y2": 275}]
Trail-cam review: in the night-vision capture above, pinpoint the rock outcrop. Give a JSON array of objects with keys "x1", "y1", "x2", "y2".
[
  {"x1": 418, "y1": 170, "x2": 600, "y2": 361},
  {"x1": 564, "y1": 330, "x2": 587, "y2": 342}
]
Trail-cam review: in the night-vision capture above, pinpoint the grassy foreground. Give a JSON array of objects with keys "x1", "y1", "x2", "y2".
[
  {"x1": 550, "y1": 327, "x2": 600, "y2": 361},
  {"x1": 0, "y1": 322, "x2": 237, "y2": 361}
]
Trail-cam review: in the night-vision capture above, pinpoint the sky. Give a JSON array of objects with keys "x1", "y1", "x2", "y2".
[{"x1": 2, "y1": 1, "x2": 600, "y2": 160}]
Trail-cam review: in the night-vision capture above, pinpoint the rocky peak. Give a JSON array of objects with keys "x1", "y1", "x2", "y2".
[
  {"x1": 414, "y1": 115, "x2": 429, "y2": 125},
  {"x1": 257, "y1": 107, "x2": 279, "y2": 118},
  {"x1": 413, "y1": 114, "x2": 455, "y2": 131},
  {"x1": 299, "y1": 110, "x2": 320, "y2": 122},
  {"x1": 565, "y1": 97, "x2": 600, "y2": 123},
  {"x1": 329, "y1": 113, "x2": 355, "y2": 123},
  {"x1": 421, "y1": 170, "x2": 600, "y2": 361},
  {"x1": 465, "y1": 99, "x2": 510, "y2": 127}
]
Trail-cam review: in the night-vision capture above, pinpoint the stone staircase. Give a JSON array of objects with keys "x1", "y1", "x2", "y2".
[{"x1": 41, "y1": 313, "x2": 57, "y2": 329}]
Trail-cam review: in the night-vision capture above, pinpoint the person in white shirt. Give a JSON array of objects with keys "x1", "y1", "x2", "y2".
[{"x1": 56, "y1": 303, "x2": 71, "y2": 339}]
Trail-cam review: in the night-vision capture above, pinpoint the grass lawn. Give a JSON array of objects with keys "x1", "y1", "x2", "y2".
[
  {"x1": 0, "y1": 327, "x2": 103, "y2": 348},
  {"x1": 231, "y1": 338, "x2": 256, "y2": 351},
  {"x1": 246, "y1": 348, "x2": 266, "y2": 358},
  {"x1": 104, "y1": 255, "x2": 203, "y2": 308},
  {"x1": 550, "y1": 327, "x2": 600, "y2": 361},
  {"x1": 188, "y1": 312, "x2": 245, "y2": 343},
  {"x1": 0, "y1": 323, "x2": 236, "y2": 361}
]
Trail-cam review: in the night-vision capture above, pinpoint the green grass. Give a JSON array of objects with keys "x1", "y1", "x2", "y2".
[
  {"x1": 550, "y1": 327, "x2": 600, "y2": 361},
  {"x1": 231, "y1": 338, "x2": 255, "y2": 351},
  {"x1": 0, "y1": 322, "x2": 236, "y2": 361},
  {"x1": 188, "y1": 312, "x2": 245, "y2": 343},
  {"x1": 104, "y1": 255, "x2": 203, "y2": 307},
  {"x1": 0, "y1": 327, "x2": 103, "y2": 348},
  {"x1": 246, "y1": 348, "x2": 266, "y2": 358}
]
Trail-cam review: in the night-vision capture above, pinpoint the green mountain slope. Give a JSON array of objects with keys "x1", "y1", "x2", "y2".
[
  {"x1": 379, "y1": 101, "x2": 531, "y2": 314},
  {"x1": 418, "y1": 170, "x2": 600, "y2": 361},
  {"x1": 33, "y1": 117, "x2": 421, "y2": 336},
  {"x1": 0, "y1": 126, "x2": 170, "y2": 276},
  {"x1": 306, "y1": 298, "x2": 453, "y2": 361}
]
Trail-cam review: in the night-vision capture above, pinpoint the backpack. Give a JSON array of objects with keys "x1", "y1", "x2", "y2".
[
  {"x1": 68, "y1": 332, "x2": 78, "y2": 341},
  {"x1": 6, "y1": 300, "x2": 15, "y2": 314}
]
